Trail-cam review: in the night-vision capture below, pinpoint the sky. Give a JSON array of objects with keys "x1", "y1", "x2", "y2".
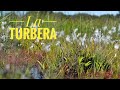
[
  {"x1": 53, "y1": 11, "x2": 119, "y2": 16},
  {"x1": 1, "y1": 11, "x2": 119, "y2": 16}
]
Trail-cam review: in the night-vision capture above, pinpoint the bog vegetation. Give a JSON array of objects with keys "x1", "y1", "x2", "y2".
[{"x1": 0, "y1": 11, "x2": 120, "y2": 79}]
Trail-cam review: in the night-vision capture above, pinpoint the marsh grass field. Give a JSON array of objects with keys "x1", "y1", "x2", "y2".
[{"x1": 0, "y1": 11, "x2": 120, "y2": 79}]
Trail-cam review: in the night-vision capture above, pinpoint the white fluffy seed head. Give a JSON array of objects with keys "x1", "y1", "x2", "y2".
[{"x1": 114, "y1": 43, "x2": 119, "y2": 50}]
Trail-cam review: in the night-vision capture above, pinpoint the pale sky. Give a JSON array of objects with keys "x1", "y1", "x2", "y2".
[{"x1": 53, "y1": 11, "x2": 119, "y2": 16}]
